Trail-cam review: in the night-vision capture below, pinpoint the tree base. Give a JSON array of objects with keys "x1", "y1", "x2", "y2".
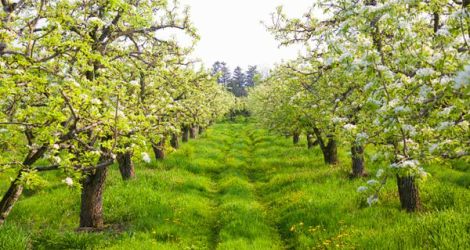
[{"x1": 397, "y1": 175, "x2": 421, "y2": 212}]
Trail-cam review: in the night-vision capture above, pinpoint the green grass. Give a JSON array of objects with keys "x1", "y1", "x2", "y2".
[{"x1": 0, "y1": 122, "x2": 469, "y2": 249}]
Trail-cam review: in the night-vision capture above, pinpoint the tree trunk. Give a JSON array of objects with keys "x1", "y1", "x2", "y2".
[
  {"x1": 198, "y1": 127, "x2": 205, "y2": 135},
  {"x1": 307, "y1": 134, "x2": 316, "y2": 149},
  {"x1": 0, "y1": 146, "x2": 47, "y2": 226},
  {"x1": 170, "y1": 133, "x2": 179, "y2": 149},
  {"x1": 79, "y1": 159, "x2": 109, "y2": 229},
  {"x1": 182, "y1": 126, "x2": 190, "y2": 142},
  {"x1": 397, "y1": 175, "x2": 421, "y2": 212},
  {"x1": 152, "y1": 138, "x2": 166, "y2": 160},
  {"x1": 117, "y1": 151, "x2": 135, "y2": 180},
  {"x1": 293, "y1": 132, "x2": 300, "y2": 145},
  {"x1": 0, "y1": 172, "x2": 24, "y2": 226},
  {"x1": 190, "y1": 126, "x2": 197, "y2": 139},
  {"x1": 351, "y1": 144, "x2": 365, "y2": 177},
  {"x1": 321, "y1": 138, "x2": 338, "y2": 165}
]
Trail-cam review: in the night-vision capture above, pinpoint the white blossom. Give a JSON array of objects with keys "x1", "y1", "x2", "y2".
[
  {"x1": 376, "y1": 169, "x2": 384, "y2": 178},
  {"x1": 53, "y1": 156, "x2": 61, "y2": 164},
  {"x1": 357, "y1": 186, "x2": 368, "y2": 193},
  {"x1": 325, "y1": 57, "x2": 334, "y2": 66},
  {"x1": 391, "y1": 159, "x2": 420, "y2": 169},
  {"x1": 130, "y1": 80, "x2": 139, "y2": 86},
  {"x1": 440, "y1": 76, "x2": 452, "y2": 86},
  {"x1": 343, "y1": 123, "x2": 357, "y2": 131},
  {"x1": 91, "y1": 98, "x2": 101, "y2": 105},
  {"x1": 394, "y1": 106, "x2": 410, "y2": 114},
  {"x1": 367, "y1": 195, "x2": 379, "y2": 206},
  {"x1": 454, "y1": 64, "x2": 470, "y2": 90},
  {"x1": 438, "y1": 106, "x2": 453, "y2": 116},
  {"x1": 367, "y1": 179, "x2": 380, "y2": 186},
  {"x1": 388, "y1": 98, "x2": 399, "y2": 108},
  {"x1": 459, "y1": 120, "x2": 469, "y2": 129},
  {"x1": 376, "y1": 65, "x2": 388, "y2": 71},
  {"x1": 63, "y1": 177, "x2": 74, "y2": 187},
  {"x1": 339, "y1": 51, "x2": 352, "y2": 61},
  {"x1": 428, "y1": 143, "x2": 439, "y2": 154},
  {"x1": 437, "y1": 121, "x2": 453, "y2": 131},
  {"x1": 418, "y1": 167, "x2": 428, "y2": 179},
  {"x1": 436, "y1": 27, "x2": 450, "y2": 37},
  {"x1": 402, "y1": 160, "x2": 419, "y2": 168},
  {"x1": 402, "y1": 124, "x2": 416, "y2": 136},
  {"x1": 418, "y1": 85, "x2": 431, "y2": 99},
  {"x1": 332, "y1": 117, "x2": 347, "y2": 124},
  {"x1": 0, "y1": 128, "x2": 7, "y2": 133},
  {"x1": 416, "y1": 68, "x2": 435, "y2": 78},
  {"x1": 356, "y1": 132, "x2": 369, "y2": 143},
  {"x1": 88, "y1": 17, "x2": 105, "y2": 27},
  {"x1": 142, "y1": 152, "x2": 151, "y2": 163},
  {"x1": 364, "y1": 82, "x2": 374, "y2": 91}
]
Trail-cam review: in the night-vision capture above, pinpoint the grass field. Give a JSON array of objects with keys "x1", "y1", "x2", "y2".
[{"x1": 1, "y1": 121, "x2": 469, "y2": 249}]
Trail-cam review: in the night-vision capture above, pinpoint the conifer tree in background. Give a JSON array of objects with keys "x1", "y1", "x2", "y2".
[
  {"x1": 211, "y1": 61, "x2": 232, "y2": 87},
  {"x1": 245, "y1": 66, "x2": 259, "y2": 88},
  {"x1": 229, "y1": 66, "x2": 247, "y2": 97}
]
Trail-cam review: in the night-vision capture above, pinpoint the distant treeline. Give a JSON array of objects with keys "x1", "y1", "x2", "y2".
[{"x1": 211, "y1": 61, "x2": 260, "y2": 97}]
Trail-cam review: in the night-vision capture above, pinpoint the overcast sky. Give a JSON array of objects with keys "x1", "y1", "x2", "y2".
[{"x1": 179, "y1": 0, "x2": 315, "y2": 71}]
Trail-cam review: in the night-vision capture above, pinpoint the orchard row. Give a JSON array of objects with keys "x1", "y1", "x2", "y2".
[
  {"x1": 0, "y1": 0, "x2": 235, "y2": 229},
  {"x1": 249, "y1": 0, "x2": 469, "y2": 211}
]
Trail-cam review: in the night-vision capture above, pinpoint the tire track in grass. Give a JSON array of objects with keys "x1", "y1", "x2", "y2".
[
  {"x1": 244, "y1": 127, "x2": 288, "y2": 250},
  {"x1": 214, "y1": 123, "x2": 284, "y2": 250},
  {"x1": 208, "y1": 135, "x2": 234, "y2": 250}
]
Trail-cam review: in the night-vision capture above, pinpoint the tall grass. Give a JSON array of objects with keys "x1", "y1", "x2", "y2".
[{"x1": 0, "y1": 121, "x2": 468, "y2": 249}]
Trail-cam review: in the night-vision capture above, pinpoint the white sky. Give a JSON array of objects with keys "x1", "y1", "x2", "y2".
[{"x1": 179, "y1": 0, "x2": 315, "y2": 71}]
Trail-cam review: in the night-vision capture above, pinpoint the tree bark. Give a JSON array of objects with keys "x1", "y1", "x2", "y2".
[
  {"x1": 117, "y1": 151, "x2": 135, "y2": 180},
  {"x1": 190, "y1": 126, "x2": 197, "y2": 139},
  {"x1": 321, "y1": 138, "x2": 338, "y2": 165},
  {"x1": 312, "y1": 128, "x2": 338, "y2": 165},
  {"x1": 293, "y1": 132, "x2": 300, "y2": 145},
  {"x1": 79, "y1": 158, "x2": 109, "y2": 229},
  {"x1": 351, "y1": 144, "x2": 365, "y2": 177},
  {"x1": 397, "y1": 175, "x2": 421, "y2": 212},
  {"x1": 170, "y1": 133, "x2": 179, "y2": 149},
  {"x1": 0, "y1": 146, "x2": 47, "y2": 225},
  {"x1": 182, "y1": 126, "x2": 190, "y2": 142},
  {"x1": 0, "y1": 172, "x2": 23, "y2": 226},
  {"x1": 152, "y1": 138, "x2": 166, "y2": 160}
]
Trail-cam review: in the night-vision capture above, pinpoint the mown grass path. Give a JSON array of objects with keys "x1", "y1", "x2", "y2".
[{"x1": 0, "y1": 122, "x2": 469, "y2": 249}]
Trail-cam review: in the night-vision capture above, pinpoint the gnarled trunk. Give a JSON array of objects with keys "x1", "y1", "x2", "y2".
[
  {"x1": 0, "y1": 172, "x2": 23, "y2": 226},
  {"x1": 397, "y1": 175, "x2": 421, "y2": 212},
  {"x1": 152, "y1": 138, "x2": 166, "y2": 160},
  {"x1": 351, "y1": 144, "x2": 365, "y2": 177},
  {"x1": 79, "y1": 159, "x2": 109, "y2": 229},
  {"x1": 170, "y1": 133, "x2": 179, "y2": 149},
  {"x1": 182, "y1": 126, "x2": 190, "y2": 142},
  {"x1": 0, "y1": 147, "x2": 47, "y2": 225},
  {"x1": 321, "y1": 138, "x2": 338, "y2": 165},
  {"x1": 190, "y1": 126, "x2": 197, "y2": 139},
  {"x1": 313, "y1": 128, "x2": 339, "y2": 165},
  {"x1": 117, "y1": 151, "x2": 135, "y2": 180},
  {"x1": 293, "y1": 132, "x2": 300, "y2": 145}
]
